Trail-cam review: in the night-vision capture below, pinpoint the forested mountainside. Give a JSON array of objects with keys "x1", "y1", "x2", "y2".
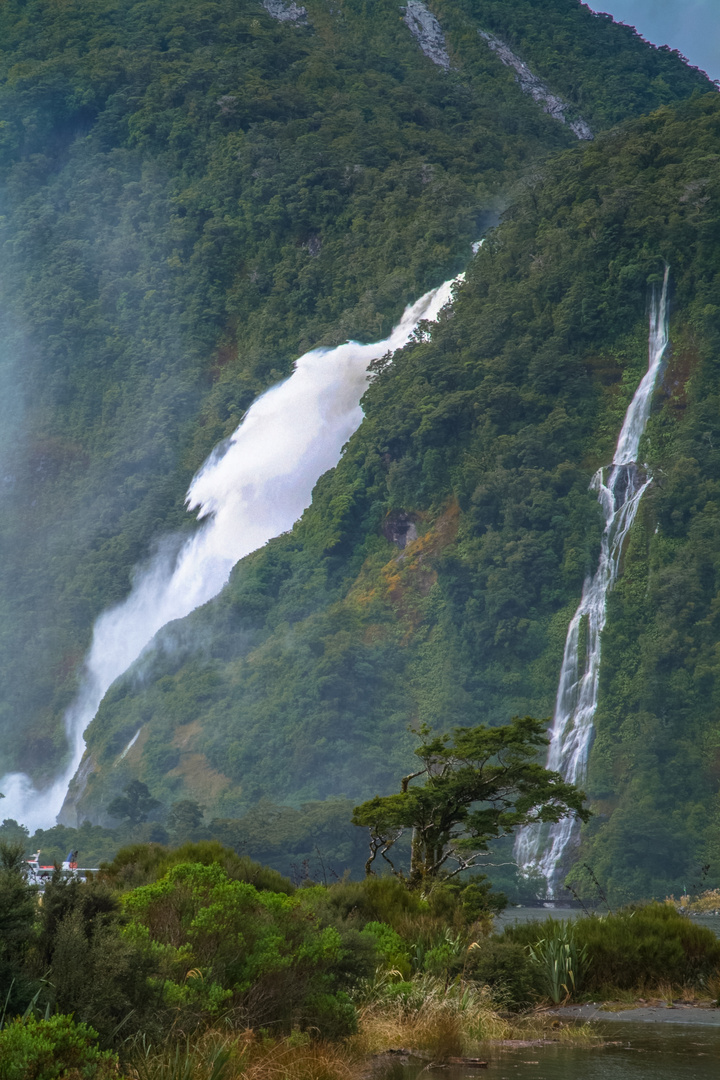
[
  {"x1": 73, "y1": 91, "x2": 720, "y2": 905},
  {"x1": 0, "y1": 0, "x2": 708, "y2": 777},
  {"x1": 0, "y1": 0, "x2": 716, "y2": 897}
]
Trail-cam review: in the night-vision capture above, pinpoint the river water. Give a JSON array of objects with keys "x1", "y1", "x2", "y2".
[
  {"x1": 477, "y1": 1023, "x2": 720, "y2": 1079},
  {"x1": 394, "y1": 1023, "x2": 720, "y2": 1080}
]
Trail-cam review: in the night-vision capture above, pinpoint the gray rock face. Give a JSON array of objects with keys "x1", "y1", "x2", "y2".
[
  {"x1": 262, "y1": 0, "x2": 308, "y2": 24},
  {"x1": 382, "y1": 511, "x2": 419, "y2": 549},
  {"x1": 303, "y1": 235, "x2": 322, "y2": 257},
  {"x1": 479, "y1": 30, "x2": 593, "y2": 140},
  {"x1": 402, "y1": 1, "x2": 450, "y2": 70}
]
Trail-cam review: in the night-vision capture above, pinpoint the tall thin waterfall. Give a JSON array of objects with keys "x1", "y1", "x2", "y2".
[
  {"x1": 515, "y1": 268, "x2": 670, "y2": 896},
  {"x1": 1, "y1": 274, "x2": 462, "y2": 831}
]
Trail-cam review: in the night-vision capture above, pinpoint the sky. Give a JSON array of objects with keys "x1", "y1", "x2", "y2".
[{"x1": 587, "y1": 0, "x2": 720, "y2": 82}]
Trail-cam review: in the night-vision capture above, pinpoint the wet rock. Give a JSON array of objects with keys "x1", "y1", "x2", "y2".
[
  {"x1": 382, "y1": 510, "x2": 419, "y2": 549},
  {"x1": 216, "y1": 95, "x2": 238, "y2": 116},
  {"x1": 402, "y1": 1, "x2": 450, "y2": 69},
  {"x1": 360, "y1": 1049, "x2": 424, "y2": 1080},
  {"x1": 303, "y1": 235, "x2": 322, "y2": 257}
]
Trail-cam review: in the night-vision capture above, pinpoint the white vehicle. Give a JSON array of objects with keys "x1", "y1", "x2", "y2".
[{"x1": 25, "y1": 850, "x2": 98, "y2": 887}]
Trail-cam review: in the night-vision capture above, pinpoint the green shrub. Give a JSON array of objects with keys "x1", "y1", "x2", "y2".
[
  {"x1": 318, "y1": 876, "x2": 426, "y2": 928},
  {"x1": 101, "y1": 841, "x2": 294, "y2": 894},
  {"x1": 416, "y1": 928, "x2": 467, "y2": 978},
  {"x1": 360, "y1": 921, "x2": 411, "y2": 978},
  {"x1": 123, "y1": 861, "x2": 360, "y2": 1034},
  {"x1": 34, "y1": 875, "x2": 154, "y2": 1045},
  {"x1": 427, "y1": 877, "x2": 507, "y2": 925},
  {"x1": 302, "y1": 992, "x2": 357, "y2": 1038},
  {"x1": 0, "y1": 1015, "x2": 117, "y2": 1080},
  {"x1": 500, "y1": 905, "x2": 720, "y2": 992},
  {"x1": 499, "y1": 916, "x2": 569, "y2": 950},
  {"x1": 466, "y1": 940, "x2": 538, "y2": 1010},
  {"x1": 0, "y1": 843, "x2": 40, "y2": 1016},
  {"x1": 577, "y1": 905, "x2": 720, "y2": 991}
]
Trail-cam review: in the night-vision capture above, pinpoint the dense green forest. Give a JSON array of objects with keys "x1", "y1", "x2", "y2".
[
  {"x1": 0, "y1": 0, "x2": 708, "y2": 773},
  {"x1": 74, "y1": 90, "x2": 720, "y2": 905},
  {"x1": 0, "y1": 0, "x2": 718, "y2": 903}
]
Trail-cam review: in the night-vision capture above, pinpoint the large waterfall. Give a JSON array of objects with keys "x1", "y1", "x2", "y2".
[
  {"x1": 1, "y1": 274, "x2": 462, "y2": 831},
  {"x1": 515, "y1": 269, "x2": 670, "y2": 896}
]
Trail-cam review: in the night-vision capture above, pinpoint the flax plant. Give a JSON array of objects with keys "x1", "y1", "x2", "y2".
[{"x1": 526, "y1": 923, "x2": 588, "y2": 1005}]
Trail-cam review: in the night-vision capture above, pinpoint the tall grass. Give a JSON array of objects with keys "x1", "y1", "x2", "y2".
[
  {"x1": 122, "y1": 973, "x2": 600, "y2": 1080},
  {"x1": 351, "y1": 973, "x2": 597, "y2": 1061},
  {"x1": 129, "y1": 1035, "x2": 232, "y2": 1080},
  {"x1": 352, "y1": 973, "x2": 506, "y2": 1059},
  {"x1": 125, "y1": 1031, "x2": 355, "y2": 1080}
]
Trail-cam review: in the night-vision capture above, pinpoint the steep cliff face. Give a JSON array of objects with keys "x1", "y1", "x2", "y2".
[
  {"x1": 71, "y1": 92, "x2": 720, "y2": 903},
  {"x1": 0, "y1": 0, "x2": 717, "y2": 894},
  {"x1": 403, "y1": 1, "x2": 451, "y2": 69},
  {"x1": 477, "y1": 30, "x2": 593, "y2": 139}
]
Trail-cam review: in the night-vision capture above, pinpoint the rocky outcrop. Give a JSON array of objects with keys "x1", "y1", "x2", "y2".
[
  {"x1": 58, "y1": 754, "x2": 96, "y2": 827},
  {"x1": 262, "y1": 0, "x2": 308, "y2": 24},
  {"x1": 402, "y1": 1, "x2": 450, "y2": 70},
  {"x1": 382, "y1": 510, "x2": 419, "y2": 549},
  {"x1": 303, "y1": 235, "x2": 322, "y2": 257},
  {"x1": 479, "y1": 30, "x2": 593, "y2": 140}
]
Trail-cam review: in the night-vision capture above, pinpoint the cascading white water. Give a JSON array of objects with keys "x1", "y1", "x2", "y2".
[
  {"x1": 1, "y1": 273, "x2": 462, "y2": 831},
  {"x1": 515, "y1": 268, "x2": 670, "y2": 896}
]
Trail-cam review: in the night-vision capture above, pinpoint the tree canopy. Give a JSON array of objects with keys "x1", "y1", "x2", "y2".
[
  {"x1": 106, "y1": 781, "x2": 161, "y2": 827},
  {"x1": 352, "y1": 716, "x2": 588, "y2": 889}
]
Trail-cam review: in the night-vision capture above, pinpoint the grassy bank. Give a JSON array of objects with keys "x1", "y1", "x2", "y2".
[
  {"x1": 351, "y1": 974, "x2": 598, "y2": 1057},
  {"x1": 118, "y1": 987, "x2": 599, "y2": 1080},
  {"x1": 666, "y1": 890, "x2": 720, "y2": 915},
  {"x1": 0, "y1": 981, "x2": 600, "y2": 1080}
]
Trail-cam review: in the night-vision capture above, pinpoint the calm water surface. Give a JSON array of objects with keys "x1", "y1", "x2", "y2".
[
  {"x1": 490, "y1": 1024, "x2": 720, "y2": 1080},
  {"x1": 402, "y1": 1024, "x2": 720, "y2": 1080}
]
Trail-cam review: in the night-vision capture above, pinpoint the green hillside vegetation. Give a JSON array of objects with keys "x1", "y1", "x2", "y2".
[
  {"x1": 0, "y1": 842, "x2": 717, "y2": 1074},
  {"x1": 445, "y1": 0, "x2": 712, "y2": 128},
  {"x1": 0, "y1": 0, "x2": 711, "y2": 784},
  {"x1": 76, "y1": 91, "x2": 720, "y2": 905},
  {"x1": 0, "y1": 798, "x2": 370, "y2": 882}
]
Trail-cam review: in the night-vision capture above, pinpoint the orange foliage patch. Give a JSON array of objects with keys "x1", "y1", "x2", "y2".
[
  {"x1": 380, "y1": 501, "x2": 461, "y2": 625},
  {"x1": 171, "y1": 719, "x2": 203, "y2": 750},
  {"x1": 168, "y1": 752, "x2": 231, "y2": 801}
]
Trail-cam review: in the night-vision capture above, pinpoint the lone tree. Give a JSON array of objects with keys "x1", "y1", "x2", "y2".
[{"x1": 352, "y1": 717, "x2": 588, "y2": 891}]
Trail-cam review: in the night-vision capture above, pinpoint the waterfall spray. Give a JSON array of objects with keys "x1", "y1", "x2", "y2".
[
  {"x1": 1, "y1": 274, "x2": 462, "y2": 831},
  {"x1": 515, "y1": 268, "x2": 670, "y2": 896}
]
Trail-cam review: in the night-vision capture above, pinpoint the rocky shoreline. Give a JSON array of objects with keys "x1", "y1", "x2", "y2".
[{"x1": 550, "y1": 1002, "x2": 720, "y2": 1026}]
